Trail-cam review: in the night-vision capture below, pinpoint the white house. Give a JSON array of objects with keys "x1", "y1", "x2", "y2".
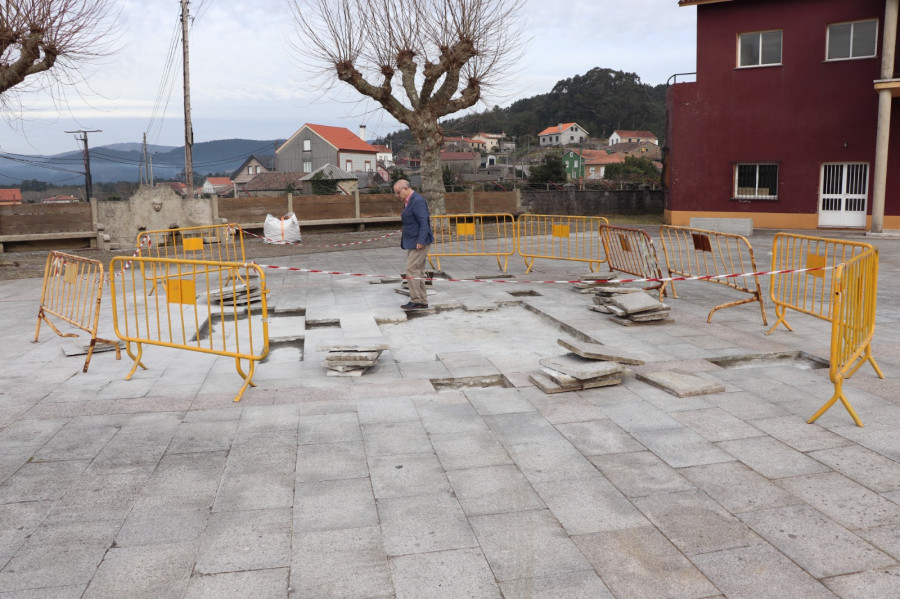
[
  {"x1": 609, "y1": 130, "x2": 658, "y2": 146},
  {"x1": 538, "y1": 123, "x2": 588, "y2": 147}
]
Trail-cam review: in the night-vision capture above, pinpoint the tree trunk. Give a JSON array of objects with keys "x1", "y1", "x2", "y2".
[{"x1": 410, "y1": 119, "x2": 447, "y2": 215}]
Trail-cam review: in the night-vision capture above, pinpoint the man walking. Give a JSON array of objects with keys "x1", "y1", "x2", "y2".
[{"x1": 394, "y1": 179, "x2": 434, "y2": 310}]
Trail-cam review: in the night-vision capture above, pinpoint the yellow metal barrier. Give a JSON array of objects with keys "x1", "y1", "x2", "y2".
[
  {"x1": 137, "y1": 224, "x2": 245, "y2": 294},
  {"x1": 109, "y1": 256, "x2": 269, "y2": 402},
  {"x1": 658, "y1": 225, "x2": 767, "y2": 324},
  {"x1": 517, "y1": 214, "x2": 609, "y2": 273},
  {"x1": 768, "y1": 233, "x2": 872, "y2": 334},
  {"x1": 34, "y1": 251, "x2": 121, "y2": 372},
  {"x1": 428, "y1": 213, "x2": 517, "y2": 272},
  {"x1": 809, "y1": 247, "x2": 882, "y2": 427},
  {"x1": 599, "y1": 225, "x2": 666, "y2": 300}
]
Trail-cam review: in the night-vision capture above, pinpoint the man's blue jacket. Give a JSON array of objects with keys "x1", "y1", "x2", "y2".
[{"x1": 400, "y1": 191, "x2": 435, "y2": 249}]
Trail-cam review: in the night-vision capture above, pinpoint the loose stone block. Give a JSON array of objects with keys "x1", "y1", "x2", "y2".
[
  {"x1": 609, "y1": 315, "x2": 674, "y2": 327},
  {"x1": 539, "y1": 355, "x2": 624, "y2": 381},
  {"x1": 530, "y1": 372, "x2": 579, "y2": 394},
  {"x1": 557, "y1": 338, "x2": 645, "y2": 365},
  {"x1": 636, "y1": 369, "x2": 726, "y2": 398},
  {"x1": 316, "y1": 338, "x2": 389, "y2": 352},
  {"x1": 611, "y1": 292, "x2": 667, "y2": 314}
]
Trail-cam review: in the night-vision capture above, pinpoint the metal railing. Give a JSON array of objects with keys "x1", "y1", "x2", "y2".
[
  {"x1": 517, "y1": 214, "x2": 609, "y2": 273},
  {"x1": 599, "y1": 225, "x2": 666, "y2": 300},
  {"x1": 428, "y1": 213, "x2": 517, "y2": 272},
  {"x1": 34, "y1": 251, "x2": 121, "y2": 372},
  {"x1": 109, "y1": 256, "x2": 269, "y2": 402},
  {"x1": 809, "y1": 247, "x2": 882, "y2": 427},
  {"x1": 659, "y1": 225, "x2": 767, "y2": 324}
]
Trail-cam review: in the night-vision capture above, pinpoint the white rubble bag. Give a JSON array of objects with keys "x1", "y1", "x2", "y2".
[{"x1": 263, "y1": 213, "x2": 301, "y2": 244}]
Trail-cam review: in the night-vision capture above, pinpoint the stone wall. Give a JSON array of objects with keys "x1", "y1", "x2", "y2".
[
  {"x1": 520, "y1": 189, "x2": 663, "y2": 216},
  {"x1": 96, "y1": 186, "x2": 214, "y2": 249}
]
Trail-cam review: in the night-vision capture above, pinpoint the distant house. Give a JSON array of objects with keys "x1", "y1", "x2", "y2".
[
  {"x1": 371, "y1": 144, "x2": 394, "y2": 167},
  {"x1": 440, "y1": 151, "x2": 480, "y2": 174},
  {"x1": 562, "y1": 149, "x2": 625, "y2": 180},
  {"x1": 277, "y1": 124, "x2": 378, "y2": 174},
  {"x1": 0, "y1": 188, "x2": 23, "y2": 205},
  {"x1": 202, "y1": 177, "x2": 234, "y2": 196},
  {"x1": 609, "y1": 130, "x2": 658, "y2": 146},
  {"x1": 163, "y1": 182, "x2": 187, "y2": 197},
  {"x1": 472, "y1": 132, "x2": 503, "y2": 153},
  {"x1": 233, "y1": 154, "x2": 276, "y2": 185},
  {"x1": 241, "y1": 172, "x2": 307, "y2": 197},
  {"x1": 539, "y1": 123, "x2": 588, "y2": 147},
  {"x1": 41, "y1": 195, "x2": 80, "y2": 203},
  {"x1": 300, "y1": 164, "x2": 359, "y2": 195},
  {"x1": 606, "y1": 141, "x2": 662, "y2": 160}
]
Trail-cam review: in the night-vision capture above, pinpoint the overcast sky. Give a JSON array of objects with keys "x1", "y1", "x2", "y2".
[{"x1": 0, "y1": 0, "x2": 697, "y2": 156}]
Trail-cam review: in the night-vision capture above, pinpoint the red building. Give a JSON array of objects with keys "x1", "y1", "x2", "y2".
[{"x1": 667, "y1": 0, "x2": 900, "y2": 230}]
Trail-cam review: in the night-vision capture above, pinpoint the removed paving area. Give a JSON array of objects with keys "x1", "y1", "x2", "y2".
[{"x1": 2, "y1": 227, "x2": 900, "y2": 597}]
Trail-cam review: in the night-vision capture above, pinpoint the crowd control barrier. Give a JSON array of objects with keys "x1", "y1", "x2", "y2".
[
  {"x1": 768, "y1": 233, "x2": 874, "y2": 335},
  {"x1": 599, "y1": 225, "x2": 666, "y2": 300},
  {"x1": 35, "y1": 251, "x2": 121, "y2": 372},
  {"x1": 809, "y1": 247, "x2": 882, "y2": 427},
  {"x1": 429, "y1": 213, "x2": 517, "y2": 272},
  {"x1": 109, "y1": 256, "x2": 269, "y2": 402},
  {"x1": 137, "y1": 224, "x2": 245, "y2": 294},
  {"x1": 658, "y1": 226, "x2": 767, "y2": 324},
  {"x1": 517, "y1": 215, "x2": 609, "y2": 273}
]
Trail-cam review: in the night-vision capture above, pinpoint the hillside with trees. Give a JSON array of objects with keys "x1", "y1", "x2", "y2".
[{"x1": 385, "y1": 67, "x2": 667, "y2": 146}]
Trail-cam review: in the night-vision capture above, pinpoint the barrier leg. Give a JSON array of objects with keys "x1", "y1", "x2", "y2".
[
  {"x1": 808, "y1": 377, "x2": 864, "y2": 427},
  {"x1": 34, "y1": 308, "x2": 77, "y2": 342},
  {"x1": 524, "y1": 256, "x2": 535, "y2": 274},
  {"x1": 125, "y1": 342, "x2": 145, "y2": 380},
  {"x1": 766, "y1": 305, "x2": 793, "y2": 335},
  {"x1": 233, "y1": 357, "x2": 257, "y2": 402}
]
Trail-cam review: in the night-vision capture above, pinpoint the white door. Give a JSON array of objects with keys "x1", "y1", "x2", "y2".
[{"x1": 818, "y1": 163, "x2": 868, "y2": 228}]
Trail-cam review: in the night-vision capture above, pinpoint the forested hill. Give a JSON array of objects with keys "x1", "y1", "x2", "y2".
[{"x1": 388, "y1": 67, "x2": 667, "y2": 144}]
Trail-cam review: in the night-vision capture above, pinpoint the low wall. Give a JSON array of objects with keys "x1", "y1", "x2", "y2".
[{"x1": 520, "y1": 189, "x2": 664, "y2": 216}]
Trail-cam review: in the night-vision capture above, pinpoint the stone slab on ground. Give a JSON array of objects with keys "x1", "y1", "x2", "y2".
[
  {"x1": 609, "y1": 315, "x2": 675, "y2": 327},
  {"x1": 637, "y1": 369, "x2": 726, "y2": 398},
  {"x1": 62, "y1": 338, "x2": 121, "y2": 356},
  {"x1": 316, "y1": 338, "x2": 389, "y2": 352},
  {"x1": 557, "y1": 338, "x2": 645, "y2": 365},
  {"x1": 539, "y1": 354, "x2": 624, "y2": 381},
  {"x1": 267, "y1": 315, "x2": 306, "y2": 343},
  {"x1": 611, "y1": 292, "x2": 667, "y2": 314},
  {"x1": 530, "y1": 372, "x2": 622, "y2": 394},
  {"x1": 324, "y1": 351, "x2": 382, "y2": 364}
]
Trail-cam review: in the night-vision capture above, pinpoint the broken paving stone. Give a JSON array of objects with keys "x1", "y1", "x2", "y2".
[
  {"x1": 529, "y1": 371, "x2": 579, "y2": 394},
  {"x1": 557, "y1": 338, "x2": 645, "y2": 365},
  {"x1": 323, "y1": 350, "x2": 382, "y2": 363},
  {"x1": 611, "y1": 292, "x2": 668, "y2": 315},
  {"x1": 594, "y1": 286, "x2": 644, "y2": 294},
  {"x1": 589, "y1": 305, "x2": 613, "y2": 314},
  {"x1": 316, "y1": 338, "x2": 389, "y2": 352},
  {"x1": 636, "y1": 369, "x2": 726, "y2": 398},
  {"x1": 580, "y1": 272, "x2": 618, "y2": 281},
  {"x1": 327, "y1": 368, "x2": 368, "y2": 377},
  {"x1": 540, "y1": 366, "x2": 581, "y2": 388},
  {"x1": 539, "y1": 354, "x2": 624, "y2": 380},
  {"x1": 609, "y1": 315, "x2": 674, "y2": 327}
]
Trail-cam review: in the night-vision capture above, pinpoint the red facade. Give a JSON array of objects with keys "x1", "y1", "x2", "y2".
[{"x1": 667, "y1": 0, "x2": 900, "y2": 229}]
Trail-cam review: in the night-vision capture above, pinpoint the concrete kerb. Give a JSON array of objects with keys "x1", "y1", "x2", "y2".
[{"x1": 3, "y1": 226, "x2": 900, "y2": 597}]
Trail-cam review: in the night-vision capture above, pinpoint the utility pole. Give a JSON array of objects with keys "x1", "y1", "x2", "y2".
[
  {"x1": 66, "y1": 129, "x2": 101, "y2": 201},
  {"x1": 182, "y1": 0, "x2": 194, "y2": 199}
]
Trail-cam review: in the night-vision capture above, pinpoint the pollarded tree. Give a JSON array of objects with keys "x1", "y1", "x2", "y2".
[
  {"x1": 0, "y1": 0, "x2": 117, "y2": 105},
  {"x1": 289, "y1": 0, "x2": 525, "y2": 214}
]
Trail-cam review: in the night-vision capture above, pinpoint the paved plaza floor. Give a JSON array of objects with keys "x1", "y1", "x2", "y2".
[{"x1": 2, "y1": 227, "x2": 900, "y2": 598}]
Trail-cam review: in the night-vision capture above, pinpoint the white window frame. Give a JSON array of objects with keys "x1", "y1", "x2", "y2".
[
  {"x1": 826, "y1": 19, "x2": 878, "y2": 61},
  {"x1": 247, "y1": 166, "x2": 253, "y2": 174},
  {"x1": 738, "y1": 30, "x2": 783, "y2": 68},
  {"x1": 303, "y1": 161, "x2": 312, "y2": 172},
  {"x1": 303, "y1": 139, "x2": 311, "y2": 151},
  {"x1": 734, "y1": 163, "x2": 779, "y2": 200},
  {"x1": 346, "y1": 160, "x2": 353, "y2": 171}
]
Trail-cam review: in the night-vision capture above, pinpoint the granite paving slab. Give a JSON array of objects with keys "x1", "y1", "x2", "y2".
[
  {"x1": 636, "y1": 369, "x2": 727, "y2": 397},
  {"x1": 538, "y1": 354, "x2": 624, "y2": 380},
  {"x1": 389, "y1": 548, "x2": 502, "y2": 599},
  {"x1": 557, "y1": 337, "x2": 646, "y2": 364}
]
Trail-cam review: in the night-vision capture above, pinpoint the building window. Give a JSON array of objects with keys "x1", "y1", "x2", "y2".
[
  {"x1": 739, "y1": 30, "x2": 782, "y2": 67},
  {"x1": 303, "y1": 139, "x2": 311, "y2": 151},
  {"x1": 734, "y1": 163, "x2": 779, "y2": 199},
  {"x1": 247, "y1": 166, "x2": 253, "y2": 174},
  {"x1": 303, "y1": 161, "x2": 312, "y2": 172},
  {"x1": 827, "y1": 19, "x2": 878, "y2": 60},
  {"x1": 346, "y1": 160, "x2": 353, "y2": 171},
  {"x1": 365, "y1": 161, "x2": 372, "y2": 171}
]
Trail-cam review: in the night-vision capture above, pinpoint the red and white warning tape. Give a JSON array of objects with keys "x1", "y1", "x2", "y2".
[
  {"x1": 241, "y1": 227, "x2": 402, "y2": 248},
  {"x1": 246, "y1": 263, "x2": 837, "y2": 285}
]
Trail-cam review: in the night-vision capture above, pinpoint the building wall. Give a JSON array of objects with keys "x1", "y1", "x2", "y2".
[
  {"x1": 337, "y1": 151, "x2": 378, "y2": 172},
  {"x1": 666, "y1": 0, "x2": 900, "y2": 225},
  {"x1": 277, "y1": 129, "x2": 337, "y2": 173}
]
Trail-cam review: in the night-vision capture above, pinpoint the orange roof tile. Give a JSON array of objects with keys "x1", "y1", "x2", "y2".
[
  {"x1": 539, "y1": 123, "x2": 578, "y2": 136},
  {"x1": 206, "y1": 177, "x2": 232, "y2": 185},
  {"x1": 0, "y1": 188, "x2": 23, "y2": 201},
  {"x1": 613, "y1": 130, "x2": 657, "y2": 139},
  {"x1": 307, "y1": 124, "x2": 378, "y2": 153}
]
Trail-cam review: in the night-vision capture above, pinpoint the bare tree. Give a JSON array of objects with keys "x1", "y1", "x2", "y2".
[
  {"x1": 0, "y1": 0, "x2": 117, "y2": 103},
  {"x1": 289, "y1": 0, "x2": 524, "y2": 213}
]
